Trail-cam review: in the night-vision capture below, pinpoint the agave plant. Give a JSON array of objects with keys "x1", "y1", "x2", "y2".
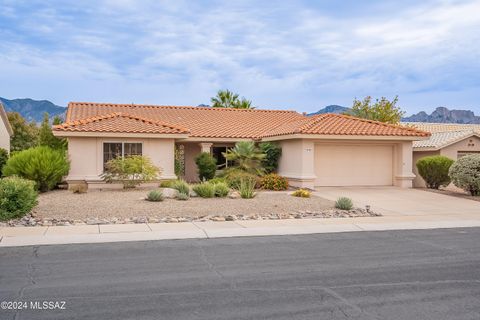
[{"x1": 223, "y1": 141, "x2": 266, "y2": 174}]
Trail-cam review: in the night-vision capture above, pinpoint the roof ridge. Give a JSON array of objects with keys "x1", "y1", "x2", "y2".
[
  {"x1": 327, "y1": 113, "x2": 430, "y2": 136},
  {"x1": 68, "y1": 102, "x2": 300, "y2": 114}
]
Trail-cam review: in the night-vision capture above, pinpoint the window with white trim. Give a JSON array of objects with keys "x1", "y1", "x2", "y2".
[{"x1": 103, "y1": 142, "x2": 143, "y2": 169}]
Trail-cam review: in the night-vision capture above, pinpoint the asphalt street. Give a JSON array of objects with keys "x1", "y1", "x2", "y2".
[{"x1": 1, "y1": 228, "x2": 480, "y2": 320}]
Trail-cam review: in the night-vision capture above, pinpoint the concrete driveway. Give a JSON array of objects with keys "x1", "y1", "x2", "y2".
[{"x1": 315, "y1": 187, "x2": 480, "y2": 217}]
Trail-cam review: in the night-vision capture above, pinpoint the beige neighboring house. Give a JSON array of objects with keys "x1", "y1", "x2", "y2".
[
  {"x1": 405, "y1": 122, "x2": 480, "y2": 187},
  {"x1": 52, "y1": 102, "x2": 429, "y2": 190},
  {"x1": 0, "y1": 102, "x2": 13, "y2": 152}
]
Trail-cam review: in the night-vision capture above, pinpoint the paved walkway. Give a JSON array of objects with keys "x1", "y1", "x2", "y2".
[
  {"x1": 315, "y1": 186, "x2": 480, "y2": 216},
  {"x1": 2, "y1": 213, "x2": 480, "y2": 247}
]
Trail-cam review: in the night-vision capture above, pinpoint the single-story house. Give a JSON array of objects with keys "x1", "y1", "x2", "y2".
[
  {"x1": 53, "y1": 102, "x2": 429, "y2": 189},
  {"x1": 405, "y1": 122, "x2": 480, "y2": 188},
  {"x1": 0, "y1": 102, "x2": 13, "y2": 152}
]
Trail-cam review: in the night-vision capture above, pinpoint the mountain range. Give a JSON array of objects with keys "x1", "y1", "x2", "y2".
[
  {"x1": 0, "y1": 97, "x2": 65, "y2": 122},
  {"x1": 1, "y1": 97, "x2": 479, "y2": 124}
]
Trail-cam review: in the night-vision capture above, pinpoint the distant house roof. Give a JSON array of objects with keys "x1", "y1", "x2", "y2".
[
  {"x1": 53, "y1": 102, "x2": 430, "y2": 140},
  {"x1": 403, "y1": 122, "x2": 480, "y2": 150},
  {"x1": 0, "y1": 102, "x2": 13, "y2": 136}
]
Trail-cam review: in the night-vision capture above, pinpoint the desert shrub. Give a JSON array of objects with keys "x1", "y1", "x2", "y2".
[
  {"x1": 2, "y1": 146, "x2": 70, "y2": 192},
  {"x1": 0, "y1": 177, "x2": 38, "y2": 221},
  {"x1": 146, "y1": 189, "x2": 164, "y2": 202},
  {"x1": 239, "y1": 176, "x2": 256, "y2": 199},
  {"x1": 449, "y1": 154, "x2": 480, "y2": 196},
  {"x1": 213, "y1": 181, "x2": 230, "y2": 197},
  {"x1": 195, "y1": 152, "x2": 217, "y2": 181},
  {"x1": 0, "y1": 148, "x2": 8, "y2": 173},
  {"x1": 223, "y1": 168, "x2": 260, "y2": 190},
  {"x1": 192, "y1": 182, "x2": 215, "y2": 198},
  {"x1": 177, "y1": 192, "x2": 189, "y2": 200},
  {"x1": 260, "y1": 173, "x2": 288, "y2": 190},
  {"x1": 102, "y1": 155, "x2": 160, "y2": 189},
  {"x1": 70, "y1": 184, "x2": 87, "y2": 194},
  {"x1": 159, "y1": 180, "x2": 176, "y2": 188},
  {"x1": 171, "y1": 179, "x2": 190, "y2": 195},
  {"x1": 259, "y1": 142, "x2": 282, "y2": 173},
  {"x1": 416, "y1": 156, "x2": 454, "y2": 189},
  {"x1": 292, "y1": 189, "x2": 311, "y2": 198},
  {"x1": 335, "y1": 197, "x2": 353, "y2": 210}
]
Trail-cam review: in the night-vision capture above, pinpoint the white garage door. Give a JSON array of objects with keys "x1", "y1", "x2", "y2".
[{"x1": 315, "y1": 144, "x2": 393, "y2": 186}]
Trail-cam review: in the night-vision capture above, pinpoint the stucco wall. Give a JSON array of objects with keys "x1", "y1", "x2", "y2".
[
  {"x1": 66, "y1": 137, "x2": 176, "y2": 185},
  {"x1": 183, "y1": 143, "x2": 202, "y2": 182},
  {"x1": 0, "y1": 118, "x2": 10, "y2": 152}
]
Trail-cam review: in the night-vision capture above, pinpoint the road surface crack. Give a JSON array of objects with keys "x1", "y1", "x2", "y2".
[
  {"x1": 195, "y1": 243, "x2": 237, "y2": 290},
  {"x1": 13, "y1": 246, "x2": 39, "y2": 320}
]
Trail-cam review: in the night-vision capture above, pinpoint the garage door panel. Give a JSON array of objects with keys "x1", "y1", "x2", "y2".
[{"x1": 315, "y1": 144, "x2": 393, "y2": 186}]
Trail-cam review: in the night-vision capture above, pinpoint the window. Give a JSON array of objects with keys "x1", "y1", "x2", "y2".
[
  {"x1": 103, "y1": 142, "x2": 143, "y2": 169},
  {"x1": 212, "y1": 146, "x2": 233, "y2": 169}
]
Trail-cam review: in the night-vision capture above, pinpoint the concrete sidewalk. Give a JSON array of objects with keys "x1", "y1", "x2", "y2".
[{"x1": 2, "y1": 213, "x2": 480, "y2": 247}]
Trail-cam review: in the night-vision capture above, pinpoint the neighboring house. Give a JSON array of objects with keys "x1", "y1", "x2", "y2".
[
  {"x1": 405, "y1": 123, "x2": 480, "y2": 187},
  {"x1": 52, "y1": 102, "x2": 429, "y2": 189},
  {"x1": 0, "y1": 102, "x2": 13, "y2": 152}
]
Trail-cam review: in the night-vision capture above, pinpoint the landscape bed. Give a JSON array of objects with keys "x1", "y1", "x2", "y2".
[{"x1": 3, "y1": 189, "x2": 380, "y2": 227}]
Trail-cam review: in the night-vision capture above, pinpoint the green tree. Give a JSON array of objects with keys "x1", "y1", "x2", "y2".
[
  {"x1": 38, "y1": 113, "x2": 67, "y2": 150},
  {"x1": 211, "y1": 90, "x2": 254, "y2": 109},
  {"x1": 348, "y1": 96, "x2": 405, "y2": 124},
  {"x1": 7, "y1": 112, "x2": 39, "y2": 152},
  {"x1": 223, "y1": 141, "x2": 265, "y2": 174}
]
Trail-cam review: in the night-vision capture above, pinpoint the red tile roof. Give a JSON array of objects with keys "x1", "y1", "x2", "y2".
[
  {"x1": 53, "y1": 102, "x2": 430, "y2": 139},
  {"x1": 263, "y1": 113, "x2": 430, "y2": 137}
]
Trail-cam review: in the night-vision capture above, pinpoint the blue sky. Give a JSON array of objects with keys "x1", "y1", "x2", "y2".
[{"x1": 0, "y1": 0, "x2": 479, "y2": 115}]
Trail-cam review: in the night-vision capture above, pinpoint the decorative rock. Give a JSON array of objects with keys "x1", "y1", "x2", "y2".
[
  {"x1": 165, "y1": 217, "x2": 179, "y2": 223},
  {"x1": 134, "y1": 216, "x2": 147, "y2": 223},
  {"x1": 212, "y1": 216, "x2": 226, "y2": 222},
  {"x1": 228, "y1": 191, "x2": 240, "y2": 199},
  {"x1": 160, "y1": 188, "x2": 179, "y2": 199},
  {"x1": 42, "y1": 220, "x2": 53, "y2": 226},
  {"x1": 225, "y1": 215, "x2": 237, "y2": 221},
  {"x1": 189, "y1": 190, "x2": 198, "y2": 197},
  {"x1": 148, "y1": 217, "x2": 159, "y2": 223}
]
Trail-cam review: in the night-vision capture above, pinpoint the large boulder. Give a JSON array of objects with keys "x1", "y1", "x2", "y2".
[{"x1": 160, "y1": 188, "x2": 179, "y2": 199}]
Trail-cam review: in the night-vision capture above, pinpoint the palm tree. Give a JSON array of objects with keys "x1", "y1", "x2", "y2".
[
  {"x1": 211, "y1": 90, "x2": 239, "y2": 108},
  {"x1": 223, "y1": 141, "x2": 266, "y2": 174},
  {"x1": 211, "y1": 90, "x2": 254, "y2": 109}
]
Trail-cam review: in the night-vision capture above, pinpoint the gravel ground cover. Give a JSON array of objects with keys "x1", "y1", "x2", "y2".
[{"x1": 1, "y1": 189, "x2": 380, "y2": 227}]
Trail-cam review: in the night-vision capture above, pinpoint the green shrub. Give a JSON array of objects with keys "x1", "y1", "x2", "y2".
[
  {"x1": 195, "y1": 152, "x2": 217, "y2": 181},
  {"x1": 0, "y1": 148, "x2": 8, "y2": 173},
  {"x1": 102, "y1": 155, "x2": 160, "y2": 189},
  {"x1": 335, "y1": 197, "x2": 353, "y2": 210},
  {"x1": 146, "y1": 189, "x2": 164, "y2": 202},
  {"x1": 259, "y1": 142, "x2": 281, "y2": 173},
  {"x1": 0, "y1": 177, "x2": 38, "y2": 221},
  {"x1": 292, "y1": 189, "x2": 311, "y2": 198},
  {"x1": 208, "y1": 177, "x2": 226, "y2": 184},
  {"x1": 213, "y1": 181, "x2": 230, "y2": 197},
  {"x1": 192, "y1": 182, "x2": 216, "y2": 198},
  {"x1": 223, "y1": 168, "x2": 260, "y2": 190},
  {"x1": 171, "y1": 179, "x2": 190, "y2": 195},
  {"x1": 176, "y1": 192, "x2": 189, "y2": 201},
  {"x1": 239, "y1": 176, "x2": 256, "y2": 199},
  {"x1": 416, "y1": 156, "x2": 454, "y2": 189},
  {"x1": 449, "y1": 154, "x2": 480, "y2": 196},
  {"x1": 260, "y1": 173, "x2": 288, "y2": 190},
  {"x1": 159, "y1": 180, "x2": 176, "y2": 188},
  {"x1": 2, "y1": 146, "x2": 70, "y2": 192}
]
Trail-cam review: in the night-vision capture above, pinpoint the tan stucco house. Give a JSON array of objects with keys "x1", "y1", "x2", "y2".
[
  {"x1": 53, "y1": 102, "x2": 429, "y2": 189},
  {"x1": 406, "y1": 123, "x2": 480, "y2": 188},
  {"x1": 0, "y1": 102, "x2": 13, "y2": 152}
]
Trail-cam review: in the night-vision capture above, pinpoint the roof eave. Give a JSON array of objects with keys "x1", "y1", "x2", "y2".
[
  {"x1": 261, "y1": 133, "x2": 430, "y2": 141},
  {"x1": 52, "y1": 130, "x2": 191, "y2": 139}
]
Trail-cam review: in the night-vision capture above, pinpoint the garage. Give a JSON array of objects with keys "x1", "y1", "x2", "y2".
[{"x1": 314, "y1": 144, "x2": 394, "y2": 186}]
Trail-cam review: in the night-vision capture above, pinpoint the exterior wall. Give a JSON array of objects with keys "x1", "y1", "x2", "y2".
[
  {"x1": 66, "y1": 137, "x2": 176, "y2": 188},
  {"x1": 278, "y1": 139, "x2": 416, "y2": 189},
  {"x1": 412, "y1": 136, "x2": 480, "y2": 188},
  {"x1": 0, "y1": 117, "x2": 10, "y2": 152},
  {"x1": 440, "y1": 136, "x2": 480, "y2": 159},
  {"x1": 412, "y1": 150, "x2": 440, "y2": 188},
  {"x1": 183, "y1": 143, "x2": 202, "y2": 182}
]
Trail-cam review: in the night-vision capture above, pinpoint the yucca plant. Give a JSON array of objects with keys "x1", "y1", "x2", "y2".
[
  {"x1": 335, "y1": 197, "x2": 353, "y2": 210},
  {"x1": 239, "y1": 176, "x2": 256, "y2": 199},
  {"x1": 171, "y1": 179, "x2": 190, "y2": 195},
  {"x1": 146, "y1": 189, "x2": 164, "y2": 202},
  {"x1": 213, "y1": 181, "x2": 230, "y2": 197},
  {"x1": 192, "y1": 182, "x2": 215, "y2": 198}
]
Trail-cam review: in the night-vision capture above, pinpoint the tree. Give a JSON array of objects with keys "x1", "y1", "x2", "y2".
[
  {"x1": 348, "y1": 96, "x2": 405, "y2": 124},
  {"x1": 38, "y1": 113, "x2": 67, "y2": 150},
  {"x1": 223, "y1": 141, "x2": 266, "y2": 174},
  {"x1": 7, "y1": 112, "x2": 39, "y2": 152},
  {"x1": 210, "y1": 90, "x2": 254, "y2": 109}
]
